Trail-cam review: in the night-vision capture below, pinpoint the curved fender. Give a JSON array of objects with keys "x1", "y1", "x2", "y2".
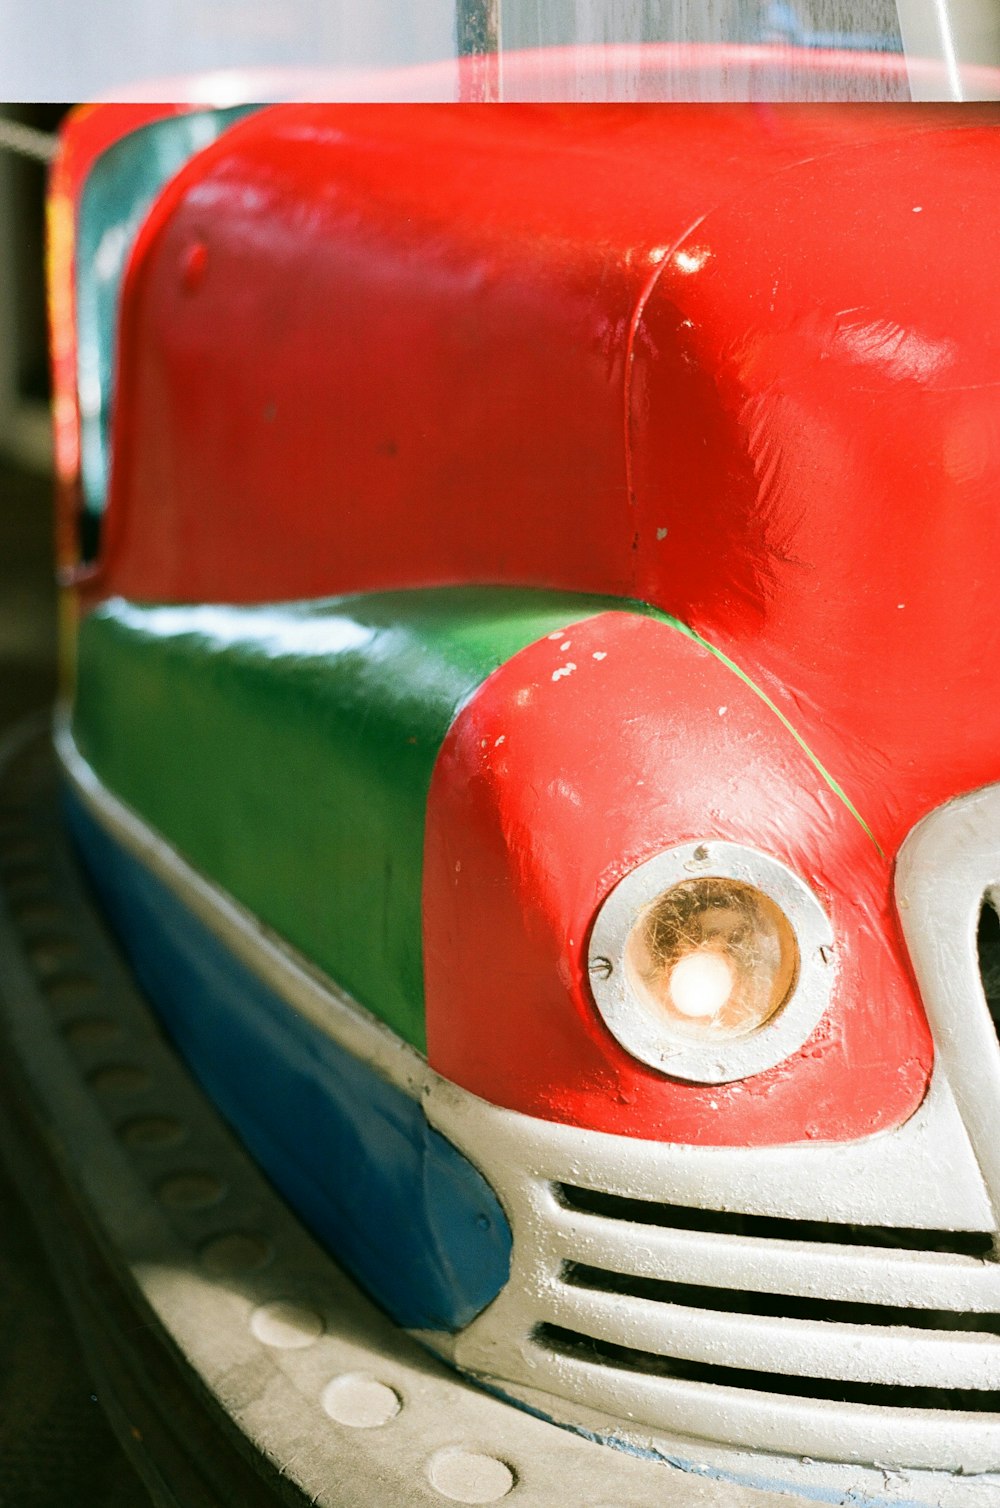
[{"x1": 423, "y1": 609, "x2": 932, "y2": 1146}]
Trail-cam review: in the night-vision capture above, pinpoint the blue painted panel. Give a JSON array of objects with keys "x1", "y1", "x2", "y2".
[{"x1": 64, "y1": 786, "x2": 512, "y2": 1333}]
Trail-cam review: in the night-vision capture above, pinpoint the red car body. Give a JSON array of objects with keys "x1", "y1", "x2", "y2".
[
  {"x1": 66, "y1": 105, "x2": 1000, "y2": 1145},
  {"x1": 48, "y1": 98, "x2": 1000, "y2": 1497}
]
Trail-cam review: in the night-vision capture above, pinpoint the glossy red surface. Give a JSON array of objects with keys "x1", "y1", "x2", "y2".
[
  {"x1": 87, "y1": 104, "x2": 1000, "y2": 1141},
  {"x1": 424, "y1": 610, "x2": 931, "y2": 1142},
  {"x1": 98, "y1": 106, "x2": 993, "y2": 605}
]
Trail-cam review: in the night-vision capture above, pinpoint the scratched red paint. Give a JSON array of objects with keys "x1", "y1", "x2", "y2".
[
  {"x1": 72, "y1": 105, "x2": 1000, "y2": 1142},
  {"x1": 424, "y1": 610, "x2": 932, "y2": 1143}
]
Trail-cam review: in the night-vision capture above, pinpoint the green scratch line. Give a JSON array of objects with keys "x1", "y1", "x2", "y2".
[{"x1": 660, "y1": 612, "x2": 883, "y2": 858}]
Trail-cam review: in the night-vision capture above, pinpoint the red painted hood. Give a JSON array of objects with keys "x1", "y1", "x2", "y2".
[
  {"x1": 628, "y1": 119, "x2": 1000, "y2": 857},
  {"x1": 104, "y1": 105, "x2": 1000, "y2": 855}
]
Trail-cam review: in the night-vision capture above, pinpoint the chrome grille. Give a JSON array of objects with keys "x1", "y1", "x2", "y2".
[
  {"x1": 446, "y1": 1172, "x2": 1000, "y2": 1473},
  {"x1": 533, "y1": 1187, "x2": 1000, "y2": 1388},
  {"x1": 533, "y1": 1185, "x2": 1000, "y2": 1409}
]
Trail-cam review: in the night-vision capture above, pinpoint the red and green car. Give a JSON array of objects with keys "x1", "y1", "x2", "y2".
[{"x1": 48, "y1": 88, "x2": 1000, "y2": 1501}]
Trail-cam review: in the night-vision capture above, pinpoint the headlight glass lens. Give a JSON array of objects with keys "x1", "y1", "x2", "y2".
[{"x1": 623, "y1": 877, "x2": 799, "y2": 1043}]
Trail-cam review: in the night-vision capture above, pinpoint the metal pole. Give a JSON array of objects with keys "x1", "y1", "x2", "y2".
[
  {"x1": 895, "y1": 0, "x2": 1000, "y2": 99},
  {"x1": 456, "y1": 0, "x2": 501, "y2": 98}
]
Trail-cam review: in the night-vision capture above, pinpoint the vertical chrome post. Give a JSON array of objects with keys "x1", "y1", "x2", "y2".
[
  {"x1": 895, "y1": 0, "x2": 1000, "y2": 98},
  {"x1": 456, "y1": 0, "x2": 502, "y2": 98}
]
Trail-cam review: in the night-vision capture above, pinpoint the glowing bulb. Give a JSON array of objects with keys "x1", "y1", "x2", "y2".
[
  {"x1": 620, "y1": 874, "x2": 799, "y2": 1045},
  {"x1": 667, "y1": 951, "x2": 734, "y2": 1018}
]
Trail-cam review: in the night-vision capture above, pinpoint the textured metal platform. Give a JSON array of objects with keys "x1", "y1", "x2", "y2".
[{"x1": 0, "y1": 719, "x2": 805, "y2": 1508}]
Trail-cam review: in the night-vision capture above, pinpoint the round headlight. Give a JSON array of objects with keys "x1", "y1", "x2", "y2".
[
  {"x1": 624, "y1": 875, "x2": 799, "y2": 1042},
  {"x1": 588, "y1": 843, "x2": 834, "y2": 1083}
]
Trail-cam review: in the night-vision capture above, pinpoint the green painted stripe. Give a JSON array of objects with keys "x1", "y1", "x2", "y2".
[
  {"x1": 73, "y1": 589, "x2": 637, "y2": 1053},
  {"x1": 660, "y1": 613, "x2": 883, "y2": 857}
]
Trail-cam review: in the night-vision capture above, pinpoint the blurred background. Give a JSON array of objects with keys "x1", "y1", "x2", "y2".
[
  {"x1": 0, "y1": 0, "x2": 998, "y2": 99},
  {"x1": 0, "y1": 103, "x2": 154, "y2": 1507},
  {"x1": 1, "y1": 105, "x2": 60, "y2": 734}
]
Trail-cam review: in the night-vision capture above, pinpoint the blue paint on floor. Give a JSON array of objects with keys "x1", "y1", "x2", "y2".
[{"x1": 473, "y1": 1375, "x2": 946, "y2": 1508}]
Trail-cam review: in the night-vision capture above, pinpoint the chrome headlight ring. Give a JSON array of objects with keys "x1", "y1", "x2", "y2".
[{"x1": 587, "y1": 841, "x2": 836, "y2": 1085}]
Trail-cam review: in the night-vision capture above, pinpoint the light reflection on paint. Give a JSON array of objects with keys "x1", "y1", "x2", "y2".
[
  {"x1": 673, "y1": 246, "x2": 710, "y2": 275},
  {"x1": 108, "y1": 598, "x2": 377, "y2": 658},
  {"x1": 832, "y1": 315, "x2": 956, "y2": 382}
]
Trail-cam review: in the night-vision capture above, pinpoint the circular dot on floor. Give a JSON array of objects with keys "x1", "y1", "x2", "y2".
[
  {"x1": 250, "y1": 1299, "x2": 325, "y2": 1349},
  {"x1": 0, "y1": 839, "x2": 42, "y2": 865},
  {"x1": 28, "y1": 936, "x2": 81, "y2": 978},
  {"x1": 3, "y1": 866, "x2": 47, "y2": 893},
  {"x1": 4, "y1": 875, "x2": 49, "y2": 904},
  {"x1": 62, "y1": 1015, "x2": 123, "y2": 1047},
  {"x1": 11, "y1": 899, "x2": 63, "y2": 929},
  {"x1": 200, "y1": 1231, "x2": 275, "y2": 1275},
  {"x1": 157, "y1": 1171, "x2": 227, "y2": 1210},
  {"x1": 427, "y1": 1448, "x2": 515, "y2": 1503},
  {"x1": 42, "y1": 971, "x2": 99, "y2": 1004},
  {"x1": 88, "y1": 1063, "x2": 151, "y2": 1096},
  {"x1": 322, "y1": 1373, "x2": 401, "y2": 1429},
  {"x1": 118, "y1": 1114, "x2": 186, "y2": 1150}
]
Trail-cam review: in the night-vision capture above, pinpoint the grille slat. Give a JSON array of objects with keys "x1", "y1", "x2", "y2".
[
  {"x1": 547, "y1": 1184, "x2": 1000, "y2": 1315},
  {"x1": 564, "y1": 1261, "x2": 1000, "y2": 1333},
  {"x1": 538, "y1": 1274, "x2": 1000, "y2": 1391},
  {"x1": 556, "y1": 1182, "x2": 995, "y2": 1258},
  {"x1": 537, "y1": 1324, "x2": 1000, "y2": 1413}
]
